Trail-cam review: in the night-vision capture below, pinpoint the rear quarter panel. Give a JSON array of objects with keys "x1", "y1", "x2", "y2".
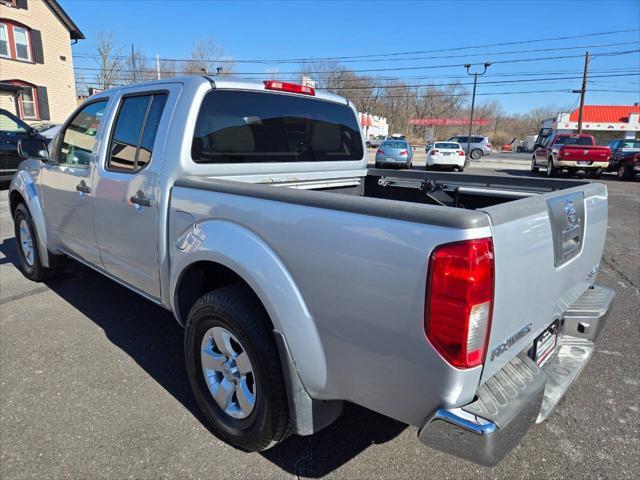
[{"x1": 170, "y1": 184, "x2": 492, "y2": 426}]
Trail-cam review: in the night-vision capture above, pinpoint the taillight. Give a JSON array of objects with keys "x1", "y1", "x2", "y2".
[
  {"x1": 486, "y1": 143, "x2": 492, "y2": 148},
  {"x1": 399, "y1": 150, "x2": 408, "y2": 156},
  {"x1": 458, "y1": 151, "x2": 465, "y2": 156},
  {"x1": 264, "y1": 80, "x2": 315, "y2": 95},
  {"x1": 377, "y1": 149, "x2": 385, "y2": 156},
  {"x1": 425, "y1": 238, "x2": 494, "y2": 369},
  {"x1": 430, "y1": 150, "x2": 439, "y2": 155}
]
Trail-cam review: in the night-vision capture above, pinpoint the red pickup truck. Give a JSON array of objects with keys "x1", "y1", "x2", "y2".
[{"x1": 531, "y1": 134, "x2": 610, "y2": 178}]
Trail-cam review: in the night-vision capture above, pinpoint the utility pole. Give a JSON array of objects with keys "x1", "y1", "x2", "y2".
[
  {"x1": 464, "y1": 63, "x2": 491, "y2": 164},
  {"x1": 156, "y1": 54, "x2": 161, "y2": 80},
  {"x1": 131, "y1": 44, "x2": 137, "y2": 83},
  {"x1": 574, "y1": 51, "x2": 590, "y2": 134}
]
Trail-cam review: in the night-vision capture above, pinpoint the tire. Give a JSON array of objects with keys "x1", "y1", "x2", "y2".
[
  {"x1": 567, "y1": 168, "x2": 578, "y2": 177},
  {"x1": 13, "y1": 203, "x2": 58, "y2": 282},
  {"x1": 470, "y1": 149, "x2": 483, "y2": 160},
  {"x1": 457, "y1": 166, "x2": 464, "y2": 172},
  {"x1": 530, "y1": 156, "x2": 539, "y2": 173},
  {"x1": 185, "y1": 286, "x2": 290, "y2": 452},
  {"x1": 618, "y1": 165, "x2": 632, "y2": 180},
  {"x1": 546, "y1": 158, "x2": 557, "y2": 177},
  {"x1": 589, "y1": 168, "x2": 602, "y2": 179}
]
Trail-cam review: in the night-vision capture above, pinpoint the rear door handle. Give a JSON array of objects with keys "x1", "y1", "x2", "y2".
[
  {"x1": 76, "y1": 182, "x2": 91, "y2": 194},
  {"x1": 130, "y1": 192, "x2": 152, "y2": 207}
]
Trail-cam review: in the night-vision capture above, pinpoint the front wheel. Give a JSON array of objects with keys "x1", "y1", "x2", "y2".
[
  {"x1": 618, "y1": 165, "x2": 632, "y2": 180},
  {"x1": 185, "y1": 286, "x2": 290, "y2": 452},
  {"x1": 13, "y1": 203, "x2": 59, "y2": 282},
  {"x1": 530, "y1": 156, "x2": 539, "y2": 173}
]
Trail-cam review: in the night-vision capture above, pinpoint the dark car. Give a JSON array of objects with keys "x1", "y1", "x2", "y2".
[
  {"x1": 0, "y1": 109, "x2": 45, "y2": 181},
  {"x1": 607, "y1": 139, "x2": 640, "y2": 180}
]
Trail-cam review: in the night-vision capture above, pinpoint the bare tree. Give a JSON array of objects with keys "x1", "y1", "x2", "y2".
[
  {"x1": 183, "y1": 37, "x2": 234, "y2": 75},
  {"x1": 94, "y1": 31, "x2": 124, "y2": 89}
]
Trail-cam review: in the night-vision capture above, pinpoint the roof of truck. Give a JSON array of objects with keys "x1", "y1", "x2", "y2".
[{"x1": 90, "y1": 76, "x2": 350, "y2": 106}]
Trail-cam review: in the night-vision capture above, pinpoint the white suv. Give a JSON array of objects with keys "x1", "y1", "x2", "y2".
[{"x1": 447, "y1": 135, "x2": 492, "y2": 159}]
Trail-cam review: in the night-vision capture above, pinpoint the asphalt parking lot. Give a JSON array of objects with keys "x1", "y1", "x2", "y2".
[{"x1": 1, "y1": 160, "x2": 638, "y2": 479}]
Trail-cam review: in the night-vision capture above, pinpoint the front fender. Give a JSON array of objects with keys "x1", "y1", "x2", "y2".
[
  {"x1": 9, "y1": 164, "x2": 51, "y2": 267},
  {"x1": 170, "y1": 219, "x2": 327, "y2": 394}
]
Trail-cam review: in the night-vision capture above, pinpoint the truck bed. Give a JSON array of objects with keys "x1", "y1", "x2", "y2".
[{"x1": 172, "y1": 168, "x2": 607, "y2": 424}]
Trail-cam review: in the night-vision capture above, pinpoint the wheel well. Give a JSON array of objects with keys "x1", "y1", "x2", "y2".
[
  {"x1": 9, "y1": 190, "x2": 27, "y2": 220},
  {"x1": 175, "y1": 261, "x2": 271, "y2": 327}
]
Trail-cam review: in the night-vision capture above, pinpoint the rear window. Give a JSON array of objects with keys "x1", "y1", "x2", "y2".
[
  {"x1": 555, "y1": 136, "x2": 593, "y2": 146},
  {"x1": 620, "y1": 140, "x2": 640, "y2": 149},
  {"x1": 192, "y1": 90, "x2": 363, "y2": 163},
  {"x1": 381, "y1": 141, "x2": 407, "y2": 149},
  {"x1": 434, "y1": 142, "x2": 460, "y2": 149}
]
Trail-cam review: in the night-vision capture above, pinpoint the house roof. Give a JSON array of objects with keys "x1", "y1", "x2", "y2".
[
  {"x1": 44, "y1": 0, "x2": 85, "y2": 40},
  {"x1": 569, "y1": 105, "x2": 640, "y2": 123}
]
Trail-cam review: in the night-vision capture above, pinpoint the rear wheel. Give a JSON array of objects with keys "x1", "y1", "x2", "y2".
[
  {"x1": 13, "y1": 203, "x2": 59, "y2": 282},
  {"x1": 185, "y1": 286, "x2": 290, "y2": 452},
  {"x1": 589, "y1": 168, "x2": 603, "y2": 179},
  {"x1": 618, "y1": 165, "x2": 632, "y2": 180},
  {"x1": 546, "y1": 158, "x2": 557, "y2": 177},
  {"x1": 457, "y1": 166, "x2": 464, "y2": 172},
  {"x1": 470, "y1": 149, "x2": 483, "y2": 160}
]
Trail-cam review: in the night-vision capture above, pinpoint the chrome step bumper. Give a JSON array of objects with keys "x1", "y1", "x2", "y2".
[{"x1": 418, "y1": 284, "x2": 614, "y2": 466}]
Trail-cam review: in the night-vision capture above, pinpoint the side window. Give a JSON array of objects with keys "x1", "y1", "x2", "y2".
[
  {"x1": 58, "y1": 100, "x2": 108, "y2": 166},
  {"x1": 0, "y1": 110, "x2": 27, "y2": 135},
  {"x1": 107, "y1": 93, "x2": 167, "y2": 173}
]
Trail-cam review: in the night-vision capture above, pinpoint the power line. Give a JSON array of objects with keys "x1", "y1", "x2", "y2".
[
  {"x1": 344, "y1": 88, "x2": 638, "y2": 100},
  {"x1": 74, "y1": 72, "x2": 640, "y2": 91},
  {"x1": 71, "y1": 28, "x2": 640, "y2": 64},
  {"x1": 73, "y1": 49, "x2": 640, "y2": 77}
]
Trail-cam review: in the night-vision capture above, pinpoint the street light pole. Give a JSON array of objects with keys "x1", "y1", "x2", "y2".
[{"x1": 464, "y1": 63, "x2": 491, "y2": 164}]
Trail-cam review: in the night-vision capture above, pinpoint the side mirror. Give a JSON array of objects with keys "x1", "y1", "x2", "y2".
[
  {"x1": 18, "y1": 138, "x2": 49, "y2": 160},
  {"x1": 27, "y1": 127, "x2": 38, "y2": 137}
]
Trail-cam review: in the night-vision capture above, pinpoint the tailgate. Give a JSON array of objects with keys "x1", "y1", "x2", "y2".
[
  {"x1": 479, "y1": 182, "x2": 608, "y2": 382},
  {"x1": 561, "y1": 145, "x2": 610, "y2": 161}
]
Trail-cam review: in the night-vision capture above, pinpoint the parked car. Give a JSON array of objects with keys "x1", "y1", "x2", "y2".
[
  {"x1": 531, "y1": 134, "x2": 610, "y2": 178},
  {"x1": 0, "y1": 108, "x2": 46, "y2": 181},
  {"x1": 447, "y1": 135, "x2": 492, "y2": 159},
  {"x1": 523, "y1": 134, "x2": 539, "y2": 153},
  {"x1": 606, "y1": 138, "x2": 640, "y2": 180},
  {"x1": 39, "y1": 124, "x2": 61, "y2": 142},
  {"x1": 366, "y1": 135, "x2": 385, "y2": 148},
  {"x1": 30, "y1": 121, "x2": 57, "y2": 133},
  {"x1": 9, "y1": 76, "x2": 614, "y2": 466},
  {"x1": 387, "y1": 133, "x2": 406, "y2": 140},
  {"x1": 426, "y1": 142, "x2": 466, "y2": 171},
  {"x1": 374, "y1": 139, "x2": 413, "y2": 168}
]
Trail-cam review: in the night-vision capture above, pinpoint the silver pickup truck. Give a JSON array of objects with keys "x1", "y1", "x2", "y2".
[{"x1": 9, "y1": 77, "x2": 614, "y2": 466}]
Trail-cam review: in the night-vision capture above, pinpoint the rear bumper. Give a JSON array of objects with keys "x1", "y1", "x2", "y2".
[
  {"x1": 427, "y1": 157, "x2": 465, "y2": 167},
  {"x1": 419, "y1": 285, "x2": 614, "y2": 466},
  {"x1": 555, "y1": 160, "x2": 608, "y2": 168}
]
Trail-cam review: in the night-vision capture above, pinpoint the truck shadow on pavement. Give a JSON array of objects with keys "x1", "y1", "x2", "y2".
[{"x1": 0, "y1": 239, "x2": 406, "y2": 477}]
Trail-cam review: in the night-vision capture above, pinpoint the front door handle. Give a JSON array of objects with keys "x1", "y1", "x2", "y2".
[
  {"x1": 130, "y1": 192, "x2": 152, "y2": 207},
  {"x1": 76, "y1": 181, "x2": 91, "y2": 194}
]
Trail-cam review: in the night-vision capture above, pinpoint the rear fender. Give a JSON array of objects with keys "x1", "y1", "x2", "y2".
[
  {"x1": 9, "y1": 166, "x2": 51, "y2": 267},
  {"x1": 170, "y1": 219, "x2": 327, "y2": 394}
]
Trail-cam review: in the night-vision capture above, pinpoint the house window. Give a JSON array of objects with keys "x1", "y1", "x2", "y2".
[
  {"x1": 13, "y1": 26, "x2": 30, "y2": 61},
  {"x1": 0, "y1": 24, "x2": 9, "y2": 58},
  {"x1": 19, "y1": 86, "x2": 36, "y2": 118}
]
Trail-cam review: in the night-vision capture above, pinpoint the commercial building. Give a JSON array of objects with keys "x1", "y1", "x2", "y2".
[{"x1": 541, "y1": 105, "x2": 640, "y2": 144}]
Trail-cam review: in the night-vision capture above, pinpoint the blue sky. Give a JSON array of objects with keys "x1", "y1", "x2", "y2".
[{"x1": 61, "y1": 0, "x2": 640, "y2": 114}]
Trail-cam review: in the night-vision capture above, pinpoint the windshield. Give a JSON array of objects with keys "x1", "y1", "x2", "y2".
[
  {"x1": 192, "y1": 90, "x2": 363, "y2": 163},
  {"x1": 620, "y1": 140, "x2": 640, "y2": 149},
  {"x1": 434, "y1": 142, "x2": 460, "y2": 149},
  {"x1": 381, "y1": 141, "x2": 407, "y2": 149},
  {"x1": 554, "y1": 136, "x2": 593, "y2": 146}
]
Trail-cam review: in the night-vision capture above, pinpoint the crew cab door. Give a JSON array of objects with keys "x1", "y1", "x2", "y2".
[
  {"x1": 92, "y1": 87, "x2": 174, "y2": 299},
  {"x1": 534, "y1": 135, "x2": 552, "y2": 165},
  {"x1": 40, "y1": 100, "x2": 109, "y2": 265}
]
